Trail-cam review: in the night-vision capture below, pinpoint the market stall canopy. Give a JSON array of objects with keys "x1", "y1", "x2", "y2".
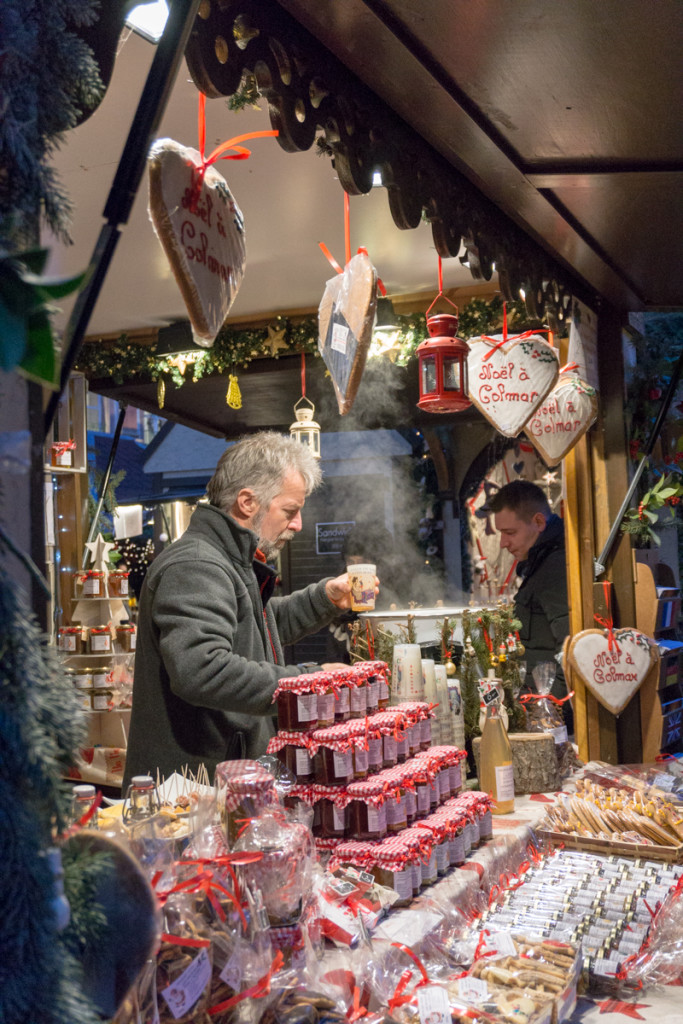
[{"x1": 50, "y1": 0, "x2": 682, "y2": 434}]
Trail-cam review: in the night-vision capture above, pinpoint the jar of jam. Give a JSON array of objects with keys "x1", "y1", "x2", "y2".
[
  {"x1": 313, "y1": 741, "x2": 354, "y2": 786},
  {"x1": 215, "y1": 760, "x2": 278, "y2": 846},
  {"x1": 347, "y1": 778, "x2": 388, "y2": 840},
  {"x1": 107, "y1": 570, "x2": 130, "y2": 597},
  {"x1": 408, "y1": 722, "x2": 421, "y2": 757},
  {"x1": 313, "y1": 785, "x2": 349, "y2": 838},
  {"x1": 276, "y1": 740, "x2": 315, "y2": 784},
  {"x1": 90, "y1": 666, "x2": 110, "y2": 689},
  {"x1": 88, "y1": 625, "x2": 112, "y2": 654},
  {"x1": 66, "y1": 667, "x2": 92, "y2": 709},
  {"x1": 51, "y1": 441, "x2": 74, "y2": 467},
  {"x1": 274, "y1": 678, "x2": 319, "y2": 733},
  {"x1": 396, "y1": 728, "x2": 410, "y2": 763},
  {"x1": 371, "y1": 850, "x2": 414, "y2": 907},
  {"x1": 422, "y1": 817, "x2": 450, "y2": 876},
  {"x1": 349, "y1": 681, "x2": 367, "y2": 719},
  {"x1": 92, "y1": 686, "x2": 113, "y2": 711},
  {"x1": 334, "y1": 684, "x2": 351, "y2": 721},
  {"x1": 352, "y1": 742, "x2": 369, "y2": 781},
  {"x1": 115, "y1": 623, "x2": 136, "y2": 653},
  {"x1": 420, "y1": 715, "x2": 432, "y2": 750},
  {"x1": 448, "y1": 820, "x2": 467, "y2": 866},
  {"x1": 366, "y1": 675, "x2": 380, "y2": 714},
  {"x1": 479, "y1": 806, "x2": 493, "y2": 841},
  {"x1": 382, "y1": 733, "x2": 398, "y2": 768},
  {"x1": 384, "y1": 782, "x2": 407, "y2": 833},
  {"x1": 73, "y1": 570, "x2": 105, "y2": 598},
  {"x1": 365, "y1": 731, "x2": 381, "y2": 774},
  {"x1": 317, "y1": 687, "x2": 336, "y2": 728},
  {"x1": 58, "y1": 625, "x2": 87, "y2": 654}
]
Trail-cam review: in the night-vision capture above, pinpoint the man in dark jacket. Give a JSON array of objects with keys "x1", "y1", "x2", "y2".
[
  {"x1": 488, "y1": 480, "x2": 571, "y2": 727},
  {"x1": 124, "y1": 432, "x2": 364, "y2": 785}
]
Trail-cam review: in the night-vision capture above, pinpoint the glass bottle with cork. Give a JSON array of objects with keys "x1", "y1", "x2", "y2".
[{"x1": 478, "y1": 673, "x2": 515, "y2": 814}]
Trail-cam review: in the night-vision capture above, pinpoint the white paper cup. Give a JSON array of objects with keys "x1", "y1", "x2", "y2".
[
  {"x1": 347, "y1": 563, "x2": 376, "y2": 611},
  {"x1": 392, "y1": 644, "x2": 424, "y2": 702}
]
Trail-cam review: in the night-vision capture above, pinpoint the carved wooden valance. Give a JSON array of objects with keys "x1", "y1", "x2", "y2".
[{"x1": 184, "y1": 0, "x2": 584, "y2": 329}]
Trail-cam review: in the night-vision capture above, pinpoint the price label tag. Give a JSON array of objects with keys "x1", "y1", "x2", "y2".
[
  {"x1": 458, "y1": 975, "x2": 489, "y2": 1003},
  {"x1": 161, "y1": 947, "x2": 211, "y2": 1019},
  {"x1": 652, "y1": 772, "x2": 675, "y2": 792},
  {"x1": 483, "y1": 688, "x2": 498, "y2": 706},
  {"x1": 486, "y1": 930, "x2": 517, "y2": 956},
  {"x1": 416, "y1": 985, "x2": 451, "y2": 1024},
  {"x1": 219, "y1": 950, "x2": 243, "y2": 991}
]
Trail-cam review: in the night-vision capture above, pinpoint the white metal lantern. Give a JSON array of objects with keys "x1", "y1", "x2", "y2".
[{"x1": 289, "y1": 396, "x2": 321, "y2": 458}]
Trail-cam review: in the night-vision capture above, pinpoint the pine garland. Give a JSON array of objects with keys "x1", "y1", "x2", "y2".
[
  {"x1": 0, "y1": 1, "x2": 104, "y2": 243},
  {"x1": 0, "y1": 564, "x2": 101, "y2": 1024},
  {"x1": 73, "y1": 297, "x2": 535, "y2": 387}
]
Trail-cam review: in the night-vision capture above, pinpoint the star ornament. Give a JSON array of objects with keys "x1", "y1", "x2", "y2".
[
  {"x1": 597, "y1": 999, "x2": 650, "y2": 1019},
  {"x1": 85, "y1": 532, "x2": 116, "y2": 572},
  {"x1": 267, "y1": 318, "x2": 289, "y2": 356}
]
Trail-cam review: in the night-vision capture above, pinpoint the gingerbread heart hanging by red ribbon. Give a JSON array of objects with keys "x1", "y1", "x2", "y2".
[
  {"x1": 526, "y1": 374, "x2": 598, "y2": 465},
  {"x1": 466, "y1": 332, "x2": 559, "y2": 436},
  {"x1": 568, "y1": 627, "x2": 657, "y2": 715},
  {"x1": 148, "y1": 139, "x2": 247, "y2": 347}
]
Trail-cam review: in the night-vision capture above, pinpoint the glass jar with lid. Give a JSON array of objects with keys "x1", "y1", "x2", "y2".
[
  {"x1": 115, "y1": 623, "x2": 136, "y2": 653},
  {"x1": 107, "y1": 569, "x2": 130, "y2": 597},
  {"x1": 73, "y1": 570, "x2": 106, "y2": 598},
  {"x1": 88, "y1": 625, "x2": 112, "y2": 654},
  {"x1": 313, "y1": 784, "x2": 349, "y2": 838},
  {"x1": 273, "y1": 677, "x2": 319, "y2": 733},
  {"x1": 366, "y1": 723, "x2": 383, "y2": 774},
  {"x1": 91, "y1": 685, "x2": 114, "y2": 711},
  {"x1": 215, "y1": 759, "x2": 278, "y2": 846},
  {"x1": 58, "y1": 625, "x2": 87, "y2": 654},
  {"x1": 271, "y1": 735, "x2": 315, "y2": 785},
  {"x1": 70, "y1": 784, "x2": 98, "y2": 827},
  {"x1": 123, "y1": 775, "x2": 160, "y2": 825},
  {"x1": 370, "y1": 844, "x2": 415, "y2": 907},
  {"x1": 383, "y1": 776, "x2": 407, "y2": 834},
  {"x1": 66, "y1": 667, "x2": 93, "y2": 709},
  {"x1": 346, "y1": 777, "x2": 388, "y2": 840},
  {"x1": 311, "y1": 721, "x2": 362, "y2": 786},
  {"x1": 316, "y1": 684, "x2": 336, "y2": 729}
]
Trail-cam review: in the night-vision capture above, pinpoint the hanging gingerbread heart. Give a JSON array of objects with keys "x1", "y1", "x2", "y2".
[
  {"x1": 526, "y1": 374, "x2": 598, "y2": 465},
  {"x1": 318, "y1": 250, "x2": 378, "y2": 415},
  {"x1": 148, "y1": 138, "x2": 247, "y2": 347},
  {"x1": 467, "y1": 332, "x2": 559, "y2": 436},
  {"x1": 568, "y1": 627, "x2": 657, "y2": 715}
]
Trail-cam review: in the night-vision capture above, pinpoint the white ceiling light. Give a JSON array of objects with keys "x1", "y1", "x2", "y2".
[{"x1": 126, "y1": 0, "x2": 169, "y2": 43}]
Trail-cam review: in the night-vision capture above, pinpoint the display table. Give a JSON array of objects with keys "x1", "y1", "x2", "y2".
[{"x1": 375, "y1": 791, "x2": 683, "y2": 1023}]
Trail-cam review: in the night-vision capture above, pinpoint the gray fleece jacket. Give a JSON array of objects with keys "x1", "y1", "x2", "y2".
[{"x1": 123, "y1": 503, "x2": 338, "y2": 786}]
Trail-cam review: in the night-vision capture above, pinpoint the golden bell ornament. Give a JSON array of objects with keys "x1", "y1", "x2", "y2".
[
  {"x1": 516, "y1": 642, "x2": 525, "y2": 657},
  {"x1": 445, "y1": 658, "x2": 456, "y2": 677}
]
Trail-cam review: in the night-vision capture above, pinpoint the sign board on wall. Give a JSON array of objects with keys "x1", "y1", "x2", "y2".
[{"x1": 315, "y1": 521, "x2": 355, "y2": 555}]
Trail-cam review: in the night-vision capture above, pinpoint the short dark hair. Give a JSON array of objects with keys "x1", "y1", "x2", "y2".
[{"x1": 486, "y1": 480, "x2": 551, "y2": 521}]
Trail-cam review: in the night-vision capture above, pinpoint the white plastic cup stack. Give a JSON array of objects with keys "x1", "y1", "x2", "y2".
[
  {"x1": 392, "y1": 644, "x2": 424, "y2": 704},
  {"x1": 434, "y1": 664, "x2": 453, "y2": 745},
  {"x1": 421, "y1": 659, "x2": 439, "y2": 743}
]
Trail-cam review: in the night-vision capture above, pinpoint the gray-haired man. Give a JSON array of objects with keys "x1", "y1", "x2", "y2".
[{"x1": 125, "y1": 432, "x2": 371, "y2": 784}]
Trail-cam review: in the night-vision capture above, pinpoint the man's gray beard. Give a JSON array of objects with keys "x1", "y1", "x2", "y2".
[{"x1": 259, "y1": 530, "x2": 295, "y2": 561}]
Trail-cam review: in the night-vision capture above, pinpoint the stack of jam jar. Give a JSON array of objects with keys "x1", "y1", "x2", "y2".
[{"x1": 267, "y1": 661, "x2": 472, "y2": 871}]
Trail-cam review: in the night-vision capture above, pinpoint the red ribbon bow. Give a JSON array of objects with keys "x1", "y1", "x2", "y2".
[
  {"x1": 594, "y1": 580, "x2": 621, "y2": 653},
  {"x1": 481, "y1": 302, "x2": 551, "y2": 361},
  {"x1": 207, "y1": 950, "x2": 285, "y2": 1014},
  {"x1": 189, "y1": 93, "x2": 278, "y2": 212}
]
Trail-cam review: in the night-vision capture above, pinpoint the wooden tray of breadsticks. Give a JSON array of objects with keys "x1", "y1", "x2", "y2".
[{"x1": 537, "y1": 778, "x2": 683, "y2": 863}]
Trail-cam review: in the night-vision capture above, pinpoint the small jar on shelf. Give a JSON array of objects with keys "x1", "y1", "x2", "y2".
[
  {"x1": 92, "y1": 685, "x2": 114, "y2": 711},
  {"x1": 107, "y1": 570, "x2": 130, "y2": 598},
  {"x1": 88, "y1": 625, "x2": 112, "y2": 654},
  {"x1": 58, "y1": 625, "x2": 87, "y2": 654},
  {"x1": 66, "y1": 666, "x2": 93, "y2": 709},
  {"x1": 115, "y1": 623, "x2": 136, "y2": 653},
  {"x1": 73, "y1": 570, "x2": 106, "y2": 598}
]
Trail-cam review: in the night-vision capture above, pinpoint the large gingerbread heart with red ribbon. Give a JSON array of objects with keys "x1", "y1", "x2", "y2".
[
  {"x1": 568, "y1": 627, "x2": 657, "y2": 715},
  {"x1": 148, "y1": 139, "x2": 246, "y2": 347},
  {"x1": 526, "y1": 374, "x2": 598, "y2": 465},
  {"x1": 466, "y1": 333, "x2": 559, "y2": 437}
]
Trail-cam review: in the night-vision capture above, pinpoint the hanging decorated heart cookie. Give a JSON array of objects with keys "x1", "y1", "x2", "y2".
[
  {"x1": 525, "y1": 374, "x2": 598, "y2": 465},
  {"x1": 148, "y1": 139, "x2": 246, "y2": 347},
  {"x1": 568, "y1": 627, "x2": 657, "y2": 715},
  {"x1": 467, "y1": 332, "x2": 559, "y2": 436},
  {"x1": 318, "y1": 250, "x2": 378, "y2": 415}
]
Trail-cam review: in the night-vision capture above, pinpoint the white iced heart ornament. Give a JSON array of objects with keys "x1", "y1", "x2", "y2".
[
  {"x1": 526, "y1": 375, "x2": 598, "y2": 465},
  {"x1": 568, "y1": 627, "x2": 656, "y2": 715},
  {"x1": 148, "y1": 139, "x2": 246, "y2": 347},
  {"x1": 467, "y1": 333, "x2": 559, "y2": 437}
]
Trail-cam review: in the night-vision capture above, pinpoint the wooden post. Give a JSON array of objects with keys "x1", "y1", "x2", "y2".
[{"x1": 591, "y1": 304, "x2": 642, "y2": 762}]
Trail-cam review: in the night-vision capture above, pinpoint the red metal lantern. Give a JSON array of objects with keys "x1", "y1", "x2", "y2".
[{"x1": 416, "y1": 313, "x2": 471, "y2": 413}]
